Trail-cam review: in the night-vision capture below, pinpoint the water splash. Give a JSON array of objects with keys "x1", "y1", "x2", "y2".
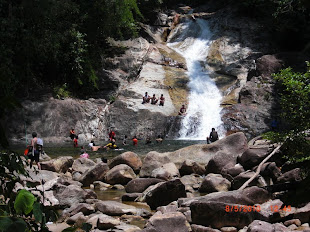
[{"x1": 168, "y1": 19, "x2": 225, "y2": 140}]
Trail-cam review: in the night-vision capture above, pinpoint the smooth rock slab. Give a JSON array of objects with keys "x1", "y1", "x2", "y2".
[{"x1": 41, "y1": 156, "x2": 74, "y2": 173}]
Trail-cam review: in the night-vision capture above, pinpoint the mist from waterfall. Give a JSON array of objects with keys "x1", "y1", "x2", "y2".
[{"x1": 168, "y1": 19, "x2": 225, "y2": 140}]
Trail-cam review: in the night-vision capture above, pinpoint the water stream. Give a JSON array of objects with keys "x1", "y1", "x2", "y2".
[{"x1": 168, "y1": 19, "x2": 225, "y2": 140}]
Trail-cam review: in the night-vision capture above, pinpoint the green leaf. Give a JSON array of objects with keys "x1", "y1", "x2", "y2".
[
  {"x1": 33, "y1": 202, "x2": 43, "y2": 222},
  {"x1": 0, "y1": 217, "x2": 14, "y2": 231},
  {"x1": 14, "y1": 189, "x2": 35, "y2": 215}
]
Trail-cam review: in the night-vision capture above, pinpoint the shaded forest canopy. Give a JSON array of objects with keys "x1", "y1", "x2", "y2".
[{"x1": 0, "y1": 0, "x2": 309, "y2": 100}]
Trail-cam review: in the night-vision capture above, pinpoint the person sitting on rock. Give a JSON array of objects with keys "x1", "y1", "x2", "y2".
[
  {"x1": 209, "y1": 128, "x2": 219, "y2": 143},
  {"x1": 104, "y1": 138, "x2": 118, "y2": 149},
  {"x1": 142, "y1": 92, "x2": 150, "y2": 104},
  {"x1": 151, "y1": 94, "x2": 158, "y2": 105},
  {"x1": 159, "y1": 94, "x2": 165, "y2": 106},
  {"x1": 178, "y1": 104, "x2": 187, "y2": 116}
]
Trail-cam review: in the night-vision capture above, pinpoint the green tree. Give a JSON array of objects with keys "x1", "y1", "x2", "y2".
[{"x1": 265, "y1": 62, "x2": 310, "y2": 162}]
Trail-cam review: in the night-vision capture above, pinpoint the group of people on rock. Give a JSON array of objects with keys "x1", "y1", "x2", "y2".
[{"x1": 142, "y1": 92, "x2": 165, "y2": 106}]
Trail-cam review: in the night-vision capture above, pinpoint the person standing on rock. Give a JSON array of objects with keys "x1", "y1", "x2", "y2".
[
  {"x1": 28, "y1": 132, "x2": 41, "y2": 169},
  {"x1": 69, "y1": 128, "x2": 75, "y2": 140},
  {"x1": 73, "y1": 135, "x2": 79, "y2": 148},
  {"x1": 209, "y1": 128, "x2": 219, "y2": 143},
  {"x1": 159, "y1": 94, "x2": 165, "y2": 106}
]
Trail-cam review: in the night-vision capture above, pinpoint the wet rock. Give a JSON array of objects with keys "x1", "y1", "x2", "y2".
[
  {"x1": 109, "y1": 152, "x2": 142, "y2": 174},
  {"x1": 87, "y1": 214, "x2": 121, "y2": 230},
  {"x1": 105, "y1": 164, "x2": 136, "y2": 185},
  {"x1": 72, "y1": 158, "x2": 96, "y2": 173},
  {"x1": 277, "y1": 168, "x2": 302, "y2": 183},
  {"x1": 79, "y1": 162, "x2": 109, "y2": 187},
  {"x1": 199, "y1": 174, "x2": 231, "y2": 193},
  {"x1": 179, "y1": 159, "x2": 206, "y2": 176},
  {"x1": 142, "y1": 179, "x2": 186, "y2": 210},
  {"x1": 122, "y1": 193, "x2": 143, "y2": 202},
  {"x1": 125, "y1": 178, "x2": 164, "y2": 193},
  {"x1": 139, "y1": 151, "x2": 171, "y2": 177},
  {"x1": 40, "y1": 156, "x2": 74, "y2": 173},
  {"x1": 143, "y1": 211, "x2": 190, "y2": 232},
  {"x1": 238, "y1": 147, "x2": 270, "y2": 170}
]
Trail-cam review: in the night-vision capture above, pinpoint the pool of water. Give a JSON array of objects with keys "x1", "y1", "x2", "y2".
[{"x1": 13, "y1": 139, "x2": 207, "y2": 160}]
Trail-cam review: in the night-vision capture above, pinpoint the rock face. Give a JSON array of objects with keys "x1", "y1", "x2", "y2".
[{"x1": 143, "y1": 179, "x2": 187, "y2": 210}]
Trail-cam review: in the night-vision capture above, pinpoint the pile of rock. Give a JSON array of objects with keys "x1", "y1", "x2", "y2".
[{"x1": 16, "y1": 132, "x2": 309, "y2": 231}]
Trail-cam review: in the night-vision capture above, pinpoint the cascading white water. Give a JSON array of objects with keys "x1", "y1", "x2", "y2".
[{"x1": 168, "y1": 18, "x2": 225, "y2": 140}]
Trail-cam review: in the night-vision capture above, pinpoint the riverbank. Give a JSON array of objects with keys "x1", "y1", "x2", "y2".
[{"x1": 13, "y1": 132, "x2": 310, "y2": 232}]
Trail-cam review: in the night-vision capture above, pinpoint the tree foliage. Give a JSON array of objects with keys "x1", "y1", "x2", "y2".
[{"x1": 265, "y1": 62, "x2": 310, "y2": 162}]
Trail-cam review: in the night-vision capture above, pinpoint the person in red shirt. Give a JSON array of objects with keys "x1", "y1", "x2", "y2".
[
  {"x1": 108, "y1": 129, "x2": 116, "y2": 141},
  {"x1": 73, "y1": 135, "x2": 78, "y2": 147},
  {"x1": 132, "y1": 136, "x2": 138, "y2": 146}
]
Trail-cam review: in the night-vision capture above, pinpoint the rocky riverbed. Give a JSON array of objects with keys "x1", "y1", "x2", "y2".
[{"x1": 15, "y1": 132, "x2": 310, "y2": 232}]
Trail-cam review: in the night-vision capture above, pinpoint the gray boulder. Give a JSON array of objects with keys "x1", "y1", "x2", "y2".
[
  {"x1": 62, "y1": 203, "x2": 96, "y2": 217},
  {"x1": 40, "y1": 156, "x2": 74, "y2": 173},
  {"x1": 105, "y1": 164, "x2": 136, "y2": 185},
  {"x1": 179, "y1": 159, "x2": 206, "y2": 176},
  {"x1": 109, "y1": 151, "x2": 142, "y2": 174},
  {"x1": 72, "y1": 158, "x2": 96, "y2": 173},
  {"x1": 143, "y1": 211, "x2": 190, "y2": 232},
  {"x1": 143, "y1": 179, "x2": 187, "y2": 210},
  {"x1": 79, "y1": 162, "x2": 109, "y2": 187},
  {"x1": 95, "y1": 200, "x2": 140, "y2": 216},
  {"x1": 199, "y1": 174, "x2": 231, "y2": 193},
  {"x1": 139, "y1": 151, "x2": 171, "y2": 177},
  {"x1": 54, "y1": 184, "x2": 89, "y2": 208},
  {"x1": 66, "y1": 212, "x2": 88, "y2": 227},
  {"x1": 247, "y1": 220, "x2": 290, "y2": 232},
  {"x1": 277, "y1": 168, "x2": 302, "y2": 183},
  {"x1": 238, "y1": 147, "x2": 270, "y2": 170},
  {"x1": 87, "y1": 214, "x2": 121, "y2": 230},
  {"x1": 232, "y1": 171, "x2": 266, "y2": 190},
  {"x1": 125, "y1": 178, "x2": 164, "y2": 193},
  {"x1": 191, "y1": 224, "x2": 221, "y2": 232}
]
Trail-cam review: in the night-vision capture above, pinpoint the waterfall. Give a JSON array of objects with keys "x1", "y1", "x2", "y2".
[{"x1": 168, "y1": 19, "x2": 225, "y2": 140}]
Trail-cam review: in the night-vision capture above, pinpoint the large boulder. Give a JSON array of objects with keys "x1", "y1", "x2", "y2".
[
  {"x1": 142, "y1": 179, "x2": 187, "y2": 210},
  {"x1": 62, "y1": 203, "x2": 95, "y2": 217},
  {"x1": 21, "y1": 168, "x2": 59, "y2": 186},
  {"x1": 139, "y1": 151, "x2": 171, "y2": 177},
  {"x1": 72, "y1": 158, "x2": 96, "y2": 173},
  {"x1": 179, "y1": 159, "x2": 206, "y2": 176},
  {"x1": 40, "y1": 156, "x2": 74, "y2": 173},
  {"x1": 199, "y1": 174, "x2": 231, "y2": 193},
  {"x1": 54, "y1": 184, "x2": 90, "y2": 208},
  {"x1": 205, "y1": 152, "x2": 237, "y2": 175},
  {"x1": 238, "y1": 146, "x2": 271, "y2": 170},
  {"x1": 125, "y1": 178, "x2": 164, "y2": 193},
  {"x1": 78, "y1": 162, "x2": 109, "y2": 187},
  {"x1": 190, "y1": 187, "x2": 271, "y2": 229},
  {"x1": 108, "y1": 151, "x2": 142, "y2": 174},
  {"x1": 105, "y1": 164, "x2": 136, "y2": 185},
  {"x1": 143, "y1": 211, "x2": 191, "y2": 232},
  {"x1": 151, "y1": 162, "x2": 180, "y2": 180}
]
